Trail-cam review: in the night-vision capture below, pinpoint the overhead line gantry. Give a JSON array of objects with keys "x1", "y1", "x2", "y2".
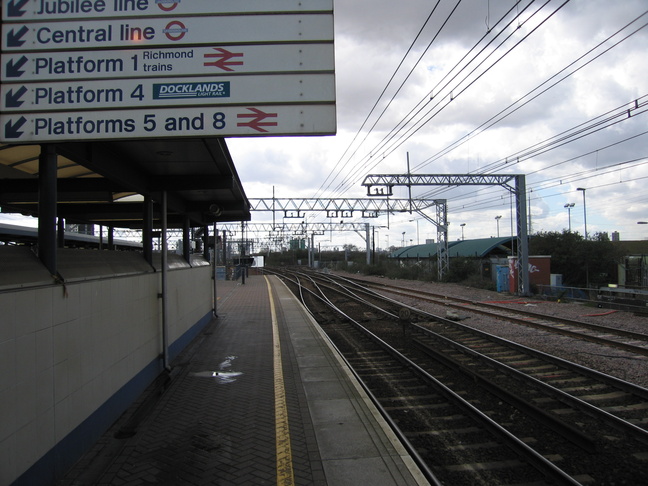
[
  {"x1": 247, "y1": 197, "x2": 443, "y2": 219},
  {"x1": 362, "y1": 173, "x2": 529, "y2": 296},
  {"x1": 246, "y1": 197, "x2": 447, "y2": 267}
]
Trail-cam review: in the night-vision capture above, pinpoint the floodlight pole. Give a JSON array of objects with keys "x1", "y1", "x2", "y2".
[
  {"x1": 564, "y1": 203, "x2": 575, "y2": 232},
  {"x1": 577, "y1": 188, "x2": 588, "y2": 240}
]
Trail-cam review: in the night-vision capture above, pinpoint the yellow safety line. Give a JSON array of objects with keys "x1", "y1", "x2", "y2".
[{"x1": 265, "y1": 276, "x2": 295, "y2": 486}]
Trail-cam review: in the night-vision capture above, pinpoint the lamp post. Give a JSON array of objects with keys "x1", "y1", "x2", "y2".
[
  {"x1": 372, "y1": 225, "x2": 388, "y2": 262},
  {"x1": 409, "y1": 219, "x2": 420, "y2": 245},
  {"x1": 460, "y1": 223, "x2": 466, "y2": 241},
  {"x1": 401, "y1": 231, "x2": 406, "y2": 247},
  {"x1": 577, "y1": 188, "x2": 588, "y2": 239},
  {"x1": 495, "y1": 215, "x2": 502, "y2": 237},
  {"x1": 564, "y1": 203, "x2": 575, "y2": 232}
]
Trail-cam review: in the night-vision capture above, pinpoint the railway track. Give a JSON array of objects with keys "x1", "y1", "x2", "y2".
[
  {"x1": 266, "y1": 267, "x2": 648, "y2": 485},
  {"x1": 338, "y1": 273, "x2": 648, "y2": 357}
]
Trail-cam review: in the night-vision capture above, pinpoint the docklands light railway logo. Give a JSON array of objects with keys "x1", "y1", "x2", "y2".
[{"x1": 153, "y1": 82, "x2": 231, "y2": 99}]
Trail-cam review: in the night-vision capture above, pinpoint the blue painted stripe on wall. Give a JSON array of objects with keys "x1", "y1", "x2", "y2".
[
  {"x1": 12, "y1": 311, "x2": 213, "y2": 486},
  {"x1": 169, "y1": 311, "x2": 213, "y2": 361}
]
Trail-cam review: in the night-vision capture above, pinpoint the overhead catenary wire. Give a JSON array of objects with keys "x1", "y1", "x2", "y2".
[
  {"x1": 328, "y1": 0, "x2": 540, "y2": 197},
  {"x1": 421, "y1": 95, "x2": 648, "y2": 202},
  {"x1": 378, "y1": 0, "x2": 584, "y2": 181},
  {"x1": 316, "y1": 0, "x2": 471, "y2": 199},
  {"x1": 334, "y1": 2, "x2": 647, "y2": 204},
  {"x1": 416, "y1": 97, "x2": 648, "y2": 200},
  {"x1": 450, "y1": 157, "x2": 648, "y2": 212},
  {"x1": 328, "y1": 0, "x2": 571, "y2": 198},
  {"x1": 323, "y1": 0, "x2": 466, "y2": 195},
  {"x1": 418, "y1": 149, "x2": 648, "y2": 217},
  {"x1": 311, "y1": 0, "x2": 446, "y2": 199},
  {"x1": 307, "y1": 2, "x2": 646, "y2": 241},
  {"x1": 413, "y1": 13, "x2": 648, "y2": 177},
  {"x1": 408, "y1": 9, "x2": 648, "y2": 202},
  {"x1": 422, "y1": 144, "x2": 648, "y2": 230},
  {"x1": 451, "y1": 173, "x2": 648, "y2": 230},
  {"x1": 391, "y1": 117, "x2": 648, "y2": 233}
]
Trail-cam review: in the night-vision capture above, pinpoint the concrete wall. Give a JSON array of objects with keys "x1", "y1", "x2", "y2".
[{"x1": 0, "y1": 248, "x2": 213, "y2": 485}]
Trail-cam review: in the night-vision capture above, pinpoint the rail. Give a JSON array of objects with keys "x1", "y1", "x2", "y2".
[{"x1": 536, "y1": 284, "x2": 648, "y2": 314}]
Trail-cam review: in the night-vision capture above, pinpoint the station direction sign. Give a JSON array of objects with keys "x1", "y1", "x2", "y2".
[
  {"x1": 2, "y1": 43, "x2": 334, "y2": 82},
  {"x1": 1, "y1": 104, "x2": 337, "y2": 141},
  {"x1": 1, "y1": 14, "x2": 334, "y2": 51},
  {"x1": 1, "y1": 3, "x2": 336, "y2": 142},
  {"x1": 1, "y1": 73, "x2": 335, "y2": 112},
  {"x1": 2, "y1": 0, "x2": 333, "y2": 21}
]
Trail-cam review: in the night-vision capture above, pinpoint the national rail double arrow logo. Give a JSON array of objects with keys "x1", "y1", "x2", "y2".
[
  {"x1": 203, "y1": 48, "x2": 244, "y2": 72},
  {"x1": 237, "y1": 108, "x2": 278, "y2": 133}
]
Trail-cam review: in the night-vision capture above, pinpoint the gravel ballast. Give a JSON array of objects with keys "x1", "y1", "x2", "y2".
[{"x1": 336, "y1": 272, "x2": 648, "y2": 389}]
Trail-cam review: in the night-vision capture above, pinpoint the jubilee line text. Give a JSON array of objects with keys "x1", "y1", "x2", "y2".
[{"x1": 35, "y1": 0, "x2": 149, "y2": 15}]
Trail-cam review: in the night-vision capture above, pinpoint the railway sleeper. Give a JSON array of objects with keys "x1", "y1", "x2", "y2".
[
  {"x1": 577, "y1": 390, "x2": 632, "y2": 402},
  {"x1": 518, "y1": 364, "x2": 560, "y2": 373},
  {"x1": 407, "y1": 322, "x2": 648, "y2": 447},
  {"x1": 412, "y1": 337, "x2": 598, "y2": 454},
  {"x1": 560, "y1": 383, "x2": 610, "y2": 394}
]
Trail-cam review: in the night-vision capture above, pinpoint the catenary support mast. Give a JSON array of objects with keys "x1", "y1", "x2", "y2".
[{"x1": 362, "y1": 174, "x2": 530, "y2": 295}]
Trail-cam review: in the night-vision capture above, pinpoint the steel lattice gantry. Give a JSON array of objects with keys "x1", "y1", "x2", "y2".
[
  {"x1": 246, "y1": 197, "x2": 447, "y2": 267},
  {"x1": 219, "y1": 221, "x2": 376, "y2": 266},
  {"x1": 363, "y1": 174, "x2": 519, "y2": 188},
  {"x1": 218, "y1": 221, "x2": 371, "y2": 252},
  {"x1": 248, "y1": 197, "x2": 443, "y2": 218},
  {"x1": 362, "y1": 174, "x2": 529, "y2": 296},
  {"x1": 219, "y1": 222, "x2": 371, "y2": 233}
]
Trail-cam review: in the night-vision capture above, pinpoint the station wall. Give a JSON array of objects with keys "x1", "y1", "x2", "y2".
[{"x1": 0, "y1": 247, "x2": 213, "y2": 485}]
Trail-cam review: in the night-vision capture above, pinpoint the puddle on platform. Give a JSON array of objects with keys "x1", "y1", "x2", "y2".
[{"x1": 192, "y1": 356, "x2": 242, "y2": 384}]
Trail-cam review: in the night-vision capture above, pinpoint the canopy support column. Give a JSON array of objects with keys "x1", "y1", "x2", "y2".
[
  {"x1": 143, "y1": 196, "x2": 153, "y2": 266},
  {"x1": 38, "y1": 144, "x2": 57, "y2": 276}
]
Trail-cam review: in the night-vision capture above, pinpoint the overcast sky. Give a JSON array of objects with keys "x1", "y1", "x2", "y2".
[{"x1": 227, "y1": 0, "x2": 648, "y2": 249}]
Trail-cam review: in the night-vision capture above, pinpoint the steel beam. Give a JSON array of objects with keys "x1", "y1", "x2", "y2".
[
  {"x1": 248, "y1": 198, "x2": 442, "y2": 213},
  {"x1": 363, "y1": 174, "x2": 516, "y2": 188},
  {"x1": 218, "y1": 222, "x2": 371, "y2": 233}
]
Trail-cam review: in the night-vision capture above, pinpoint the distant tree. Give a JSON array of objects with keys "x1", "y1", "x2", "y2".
[
  {"x1": 443, "y1": 258, "x2": 480, "y2": 283},
  {"x1": 529, "y1": 230, "x2": 621, "y2": 287}
]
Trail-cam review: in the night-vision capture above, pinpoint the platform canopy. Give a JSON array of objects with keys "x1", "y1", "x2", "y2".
[{"x1": 0, "y1": 138, "x2": 251, "y2": 229}]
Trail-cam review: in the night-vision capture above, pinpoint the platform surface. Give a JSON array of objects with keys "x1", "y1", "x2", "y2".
[{"x1": 58, "y1": 274, "x2": 429, "y2": 485}]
